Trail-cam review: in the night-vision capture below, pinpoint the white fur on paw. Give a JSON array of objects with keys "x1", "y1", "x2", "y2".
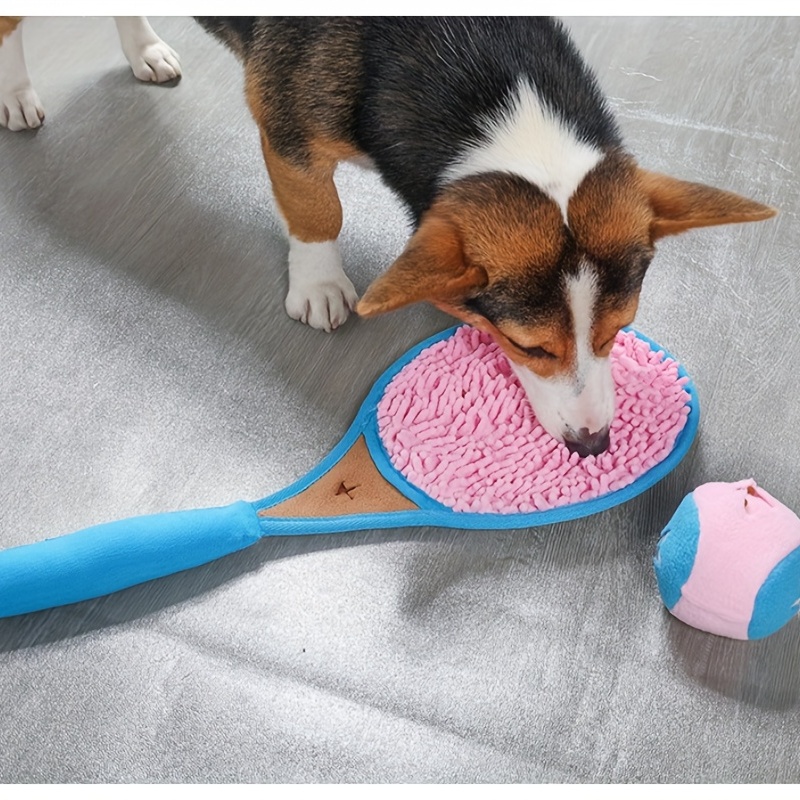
[
  {"x1": 285, "y1": 239, "x2": 359, "y2": 333},
  {"x1": 128, "y1": 40, "x2": 182, "y2": 83},
  {"x1": 0, "y1": 86, "x2": 44, "y2": 131},
  {"x1": 285, "y1": 277, "x2": 358, "y2": 332}
]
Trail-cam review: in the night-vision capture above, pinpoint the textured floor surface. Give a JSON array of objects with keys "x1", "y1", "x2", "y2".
[{"x1": 1, "y1": 17, "x2": 798, "y2": 783}]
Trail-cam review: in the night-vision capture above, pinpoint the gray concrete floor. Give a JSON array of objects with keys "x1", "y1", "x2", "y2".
[{"x1": 1, "y1": 16, "x2": 798, "y2": 783}]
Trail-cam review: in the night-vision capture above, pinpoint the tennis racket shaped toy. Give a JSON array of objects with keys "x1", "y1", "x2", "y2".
[{"x1": 0, "y1": 325, "x2": 698, "y2": 618}]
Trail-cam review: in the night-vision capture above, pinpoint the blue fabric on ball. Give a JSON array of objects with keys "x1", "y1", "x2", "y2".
[
  {"x1": 653, "y1": 492, "x2": 700, "y2": 610},
  {"x1": 748, "y1": 545, "x2": 800, "y2": 640}
]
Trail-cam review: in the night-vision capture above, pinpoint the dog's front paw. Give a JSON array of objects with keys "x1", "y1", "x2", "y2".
[
  {"x1": 0, "y1": 85, "x2": 44, "y2": 131},
  {"x1": 126, "y1": 39, "x2": 182, "y2": 83},
  {"x1": 285, "y1": 240, "x2": 359, "y2": 333},
  {"x1": 285, "y1": 275, "x2": 359, "y2": 333}
]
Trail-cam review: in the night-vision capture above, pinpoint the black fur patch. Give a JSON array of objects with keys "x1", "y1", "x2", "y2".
[
  {"x1": 196, "y1": 17, "x2": 621, "y2": 222},
  {"x1": 357, "y1": 18, "x2": 621, "y2": 221},
  {"x1": 465, "y1": 241, "x2": 649, "y2": 329}
]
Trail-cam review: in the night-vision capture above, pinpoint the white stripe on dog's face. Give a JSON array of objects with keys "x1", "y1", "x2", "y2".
[
  {"x1": 442, "y1": 78, "x2": 604, "y2": 220},
  {"x1": 509, "y1": 264, "x2": 616, "y2": 442}
]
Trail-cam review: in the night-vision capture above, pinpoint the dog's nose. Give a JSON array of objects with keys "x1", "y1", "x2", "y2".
[{"x1": 563, "y1": 427, "x2": 610, "y2": 458}]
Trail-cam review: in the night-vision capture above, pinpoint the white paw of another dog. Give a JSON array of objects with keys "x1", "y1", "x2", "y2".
[
  {"x1": 285, "y1": 239, "x2": 359, "y2": 333},
  {"x1": 124, "y1": 39, "x2": 182, "y2": 83},
  {"x1": 0, "y1": 85, "x2": 44, "y2": 131}
]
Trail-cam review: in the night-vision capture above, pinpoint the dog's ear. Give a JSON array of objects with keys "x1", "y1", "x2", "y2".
[
  {"x1": 638, "y1": 169, "x2": 777, "y2": 239},
  {"x1": 357, "y1": 213, "x2": 488, "y2": 317}
]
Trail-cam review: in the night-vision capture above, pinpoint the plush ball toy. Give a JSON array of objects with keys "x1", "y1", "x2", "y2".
[{"x1": 654, "y1": 480, "x2": 800, "y2": 639}]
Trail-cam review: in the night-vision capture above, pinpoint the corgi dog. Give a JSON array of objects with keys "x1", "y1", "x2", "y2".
[
  {"x1": 0, "y1": 16, "x2": 180, "y2": 131},
  {"x1": 197, "y1": 17, "x2": 776, "y2": 456}
]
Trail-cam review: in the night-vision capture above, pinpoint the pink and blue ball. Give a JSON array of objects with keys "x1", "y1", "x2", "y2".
[{"x1": 654, "y1": 480, "x2": 800, "y2": 640}]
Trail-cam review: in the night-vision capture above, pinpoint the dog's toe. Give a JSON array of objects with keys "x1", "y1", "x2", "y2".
[
  {"x1": 285, "y1": 275, "x2": 359, "y2": 333},
  {"x1": 129, "y1": 41, "x2": 182, "y2": 83},
  {"x1": 0, "y1": 86, "x2": 44, "y2": 131}
]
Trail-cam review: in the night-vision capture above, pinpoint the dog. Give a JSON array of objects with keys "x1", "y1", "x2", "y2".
[
  {"x1": 195, "y1": 17, "x2": 776, "y2": 456},
  {"x1": 0, "y1": 16, "x2": 180, "y2": 131},
  {"x1": 4, "y1": 17, "x2": 775, "y2": 457}
]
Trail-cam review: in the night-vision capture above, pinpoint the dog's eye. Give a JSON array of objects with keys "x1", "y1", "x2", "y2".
[
  {"x1": 524, "y1": 345, "x2": 557, "y2": 360},
  {"x1": 597, "y1": 335, "x2": 618, "y2": 356},
  {"x1": 507, "y1": 338, "x2": 557, "y2": 360}
]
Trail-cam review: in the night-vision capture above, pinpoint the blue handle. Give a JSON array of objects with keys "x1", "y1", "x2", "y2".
[{"x1": 0, "y1": 501, "x2": 263, "y2": 618}]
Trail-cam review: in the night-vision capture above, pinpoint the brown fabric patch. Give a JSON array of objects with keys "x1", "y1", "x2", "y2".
[{"x1": 261, "y1": 436, "x2": 418, "y2": 519}]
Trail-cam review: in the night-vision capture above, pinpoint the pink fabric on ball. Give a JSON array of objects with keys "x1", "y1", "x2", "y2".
[
  {"x1": 670, "y1": 480, "x2": 800, "y2": 639},
  {"x1": 377, "y1": 327, "x2": 691, "y2": 513}
]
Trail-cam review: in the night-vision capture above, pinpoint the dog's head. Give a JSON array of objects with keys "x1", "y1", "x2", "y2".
[{"x1": 357, "y1": 152, "x2": 776, "y2": 455}]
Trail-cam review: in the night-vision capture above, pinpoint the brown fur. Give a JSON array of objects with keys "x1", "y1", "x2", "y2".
[
  {"x1": 359, "y1": 153, "x2": 775, "y2": 381},
  {"x1": 455, "y1": 312, "x2": 574, "y2": 381},
  {"x1": 567, "y1": 151, "x2": 653, "y2": 261},
  {"x1": 636, "y1": 169, "x2": 777, "y2": 238},
  {"x1": 240, "y1": 21, "x2": 362, "y2": 169},
  {"x1": 357, "y1": 174, "x2": 566, "y2": 317},
  {"x1": 0, "y1": 16, "x2": 21, "y2": 44},
  {"x1": 256, "y1": 131, "x2": 344, "y2": 243},
  {"x1": 242, "y1": 38, "x2": 364, "y2": 244}
]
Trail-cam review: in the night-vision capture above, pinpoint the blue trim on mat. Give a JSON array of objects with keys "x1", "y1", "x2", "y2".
[{"x1": 255, "y1": 326, "x2": 700, "y2": 535}]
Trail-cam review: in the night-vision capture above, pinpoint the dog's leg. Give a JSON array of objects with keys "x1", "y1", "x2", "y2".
[
  {"x1": 258, "y1": 133, "x2": 359, "y2": 332},
  {"x1": 0, "y1": 17, "x2": 45, "y2": 131},
  {"x1": 114, "y1": 17, "x2": 181, "y2": 83}
]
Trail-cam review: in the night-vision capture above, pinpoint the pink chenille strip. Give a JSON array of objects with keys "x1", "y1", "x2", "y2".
[{"x1": 377, "y1": 327, "x2": 691, "y2": 513}]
